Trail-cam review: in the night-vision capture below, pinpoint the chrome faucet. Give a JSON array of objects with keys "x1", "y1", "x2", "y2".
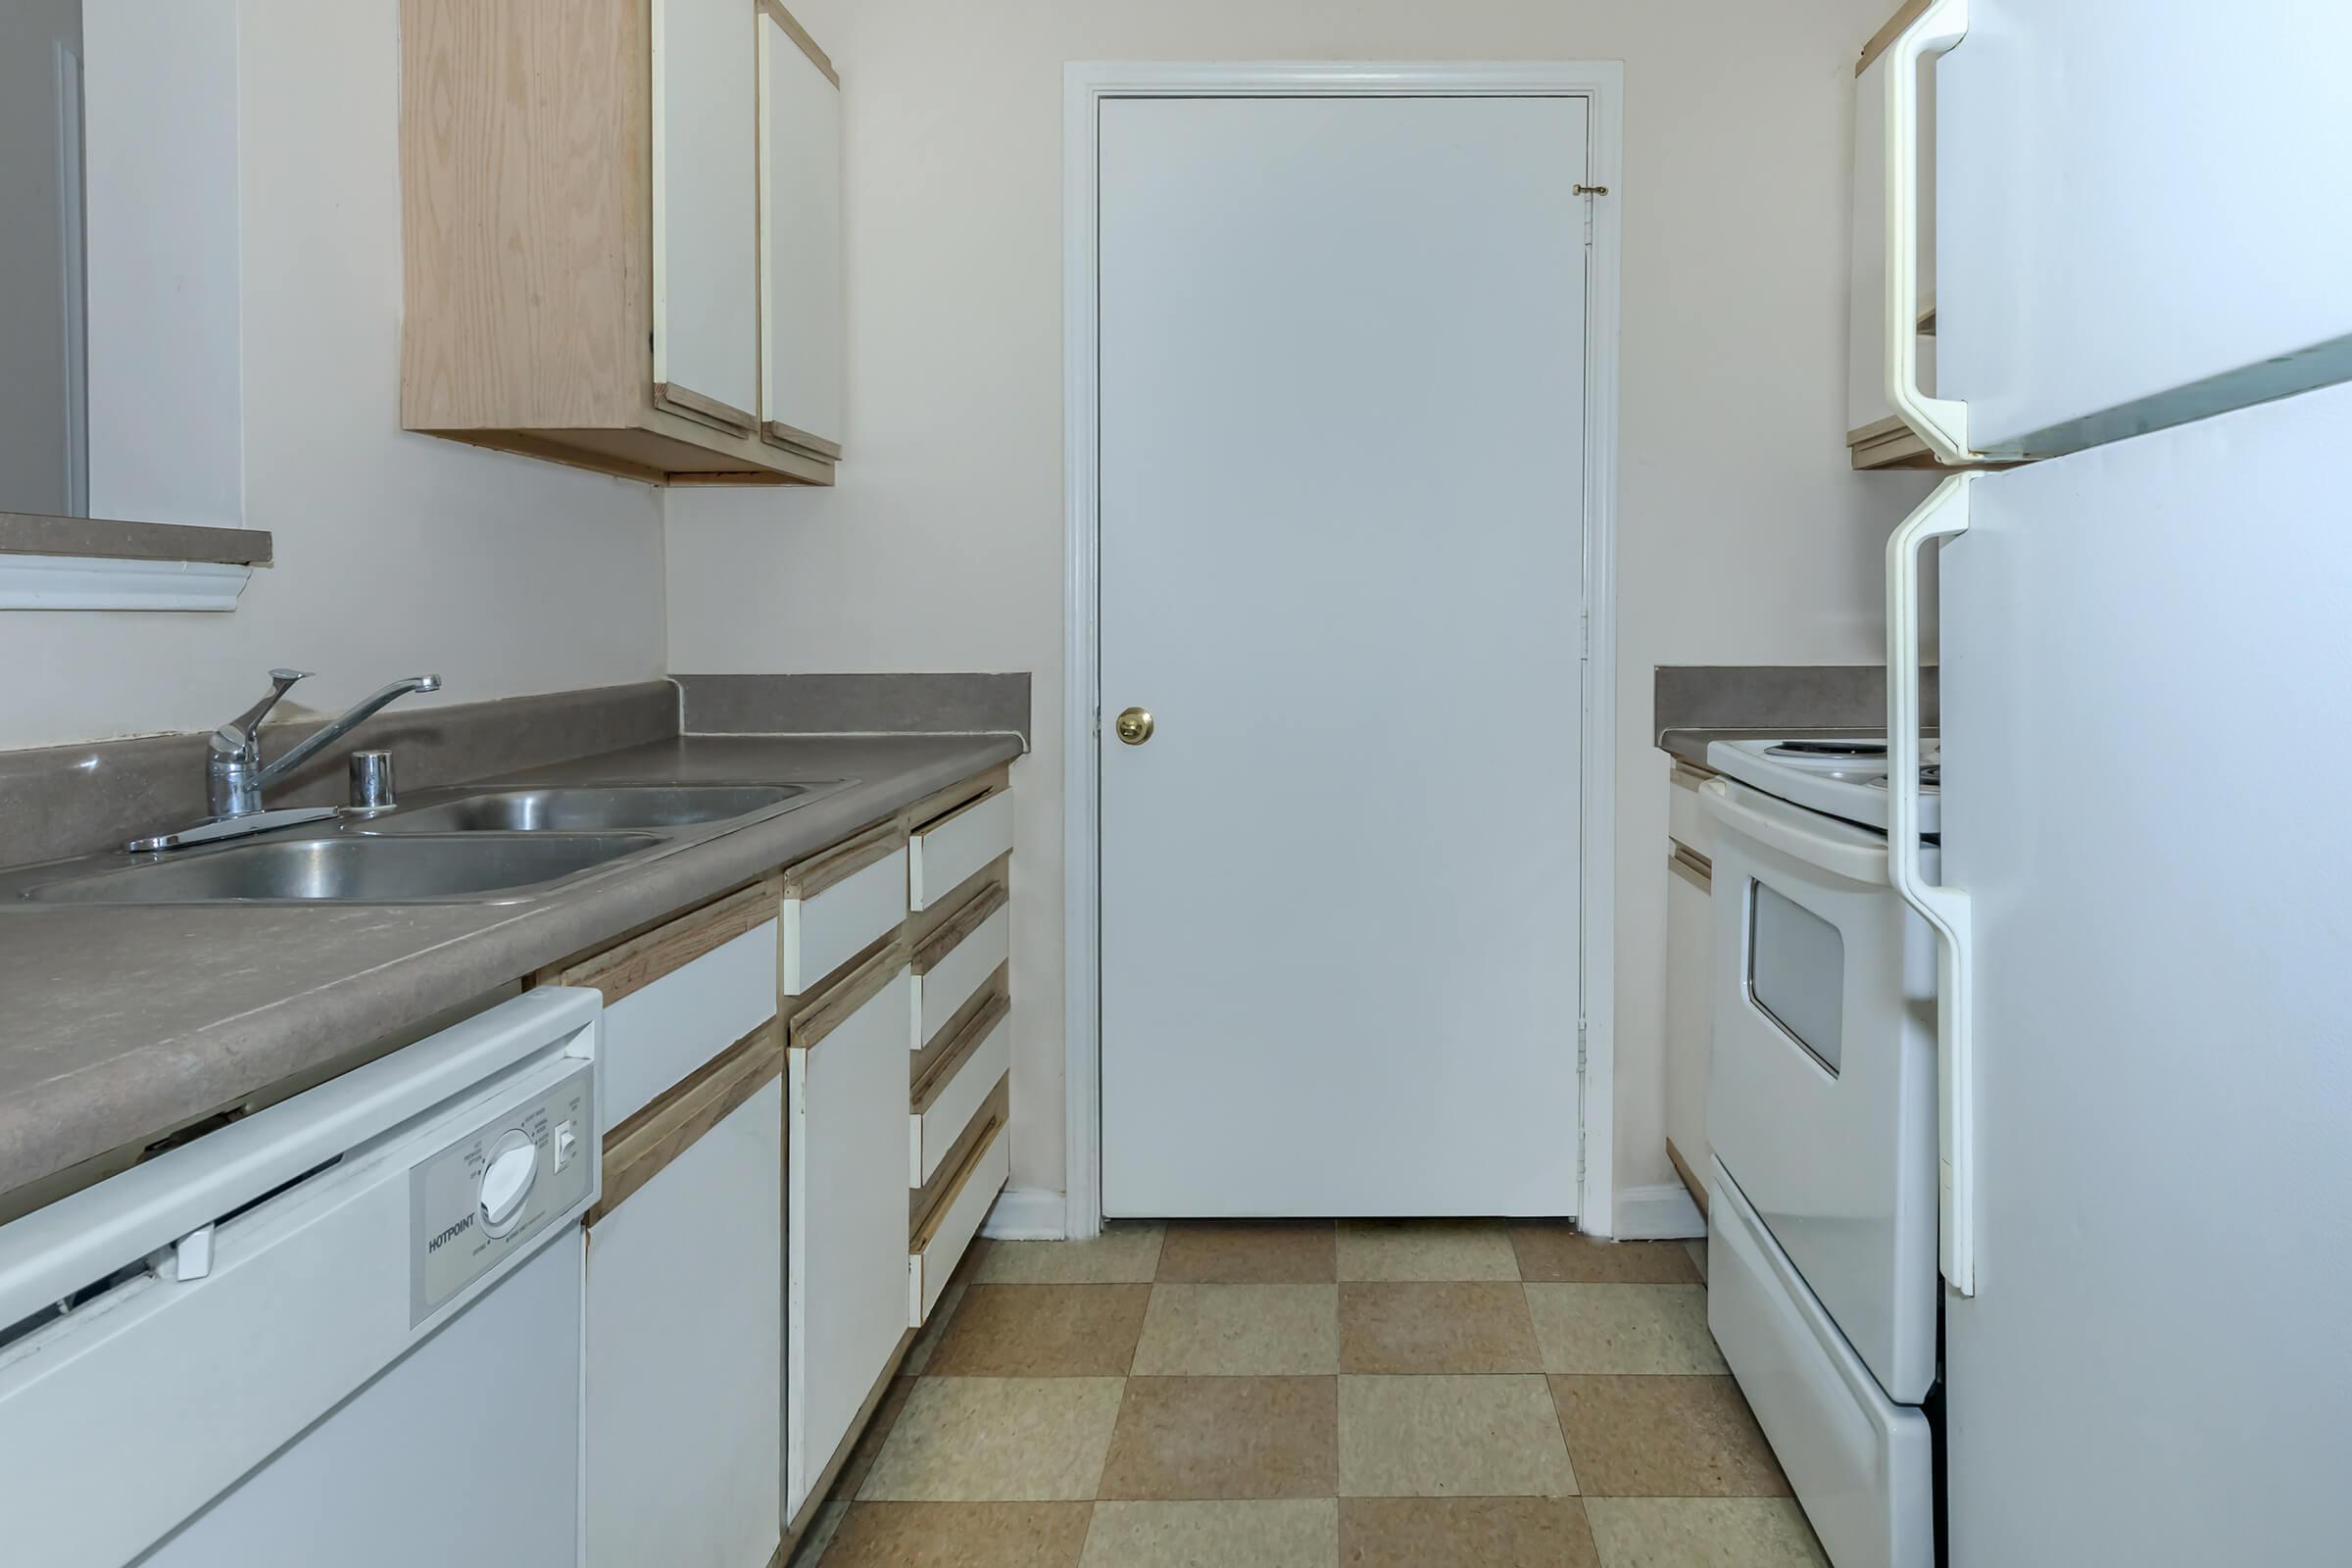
[{"x1": 125, "y1": 668, "x2": 442, "y2": 853}]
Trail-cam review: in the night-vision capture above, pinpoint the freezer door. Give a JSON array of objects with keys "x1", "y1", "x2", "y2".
[
  {"x1": 1937, "y1": 0, "x2": 2352, "y2": 457},
  {"x1": 1937, "y1": 381, "x2": 2352, "y2": 1565}
]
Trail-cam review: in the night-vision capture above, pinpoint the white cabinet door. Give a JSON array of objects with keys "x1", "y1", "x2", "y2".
[
  {"x1": 1661, "y1": 829, "x2": 1713, "y2": 1187},
  {"x1": 653, "y1": 0, "x2": 760, "y2": 430},
  {"x1": 585, "y1": 1081, "x2": 783, "y2": 1568},
  {"x1": 787, "y1": 962, "x2": 912, "y2": 1519},
  {"x1": 1937, "y1": 0, "x2": 2352, "y2": 454},
  {"x1": 758, "y1": 5, "x2": 844, "y2": 457}
]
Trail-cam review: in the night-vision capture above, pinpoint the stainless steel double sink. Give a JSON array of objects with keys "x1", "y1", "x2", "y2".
[{"x1": 15, "y1": 782, "x2": 851, "y2": 907}]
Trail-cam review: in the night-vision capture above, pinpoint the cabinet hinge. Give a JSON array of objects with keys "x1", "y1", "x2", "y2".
[{"x1": 1579, "y1": 608, "x2": 1591, "y2": 662}]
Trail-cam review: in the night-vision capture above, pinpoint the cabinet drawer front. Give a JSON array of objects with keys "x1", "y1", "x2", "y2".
[
  {"x1": 600, "y1": 915, "x2": 780, "y2": 1127},
  {"x1": 787, "y1": 960, "x2": 912, "y2": 1519},
  {"x1": 587, "y1": 1078, "x2": 783, "y2": 1568},
  {"x1": 909, "y1": 884, "x2": 1009, "y2": 1051},
  {"x1": 909, "y1": 1117, "x2": 1007, "y2": 1326},
  {"x1": 910, "y1": 1001, "x2": 1010, "y2": 1189},
  {"x1": 908, "y1": 789, "x2": 1012, "y2": 911},
  {"x1": 783, "y1": 843, "x2": 908, "y2": 996}
]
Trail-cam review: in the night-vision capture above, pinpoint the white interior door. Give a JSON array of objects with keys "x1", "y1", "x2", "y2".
[{"x1": 1098, "y1": 94, "x2": 1591, "y2": 1219}]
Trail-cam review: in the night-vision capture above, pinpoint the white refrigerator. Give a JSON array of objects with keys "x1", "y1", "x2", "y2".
[{"x1": 1879, "y1": 2, "x2": 2352, "y2": 1564}]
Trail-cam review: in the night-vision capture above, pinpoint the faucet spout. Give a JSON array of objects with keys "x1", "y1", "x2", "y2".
[{"x1": 256, "y1": 675, "x2": 441, "y2": 789}]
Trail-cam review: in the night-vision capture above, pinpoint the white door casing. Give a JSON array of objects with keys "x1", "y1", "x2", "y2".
[{"x1": 1072, "y1": 69, "x2": 1623, "y2": 1227}]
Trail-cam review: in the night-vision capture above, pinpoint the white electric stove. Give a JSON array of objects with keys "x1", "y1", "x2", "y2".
[{"x1": 1705, "y1": 735, "x2": 1939, "y2": 835}]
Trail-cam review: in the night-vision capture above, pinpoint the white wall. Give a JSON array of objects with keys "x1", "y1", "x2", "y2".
[
  {"x1": 665, "y1": 0, "x2": 1939, "y2": 1219},
  {"x1": 0, "y1": 0, "x2": 665, "y2": 750}
]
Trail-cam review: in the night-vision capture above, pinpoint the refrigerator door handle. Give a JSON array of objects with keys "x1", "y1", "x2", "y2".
[
  {"x1": 1884, "y1": 0, "x2": 1975, "y2": 465},
  {"x1": 1888, "y1": 472, "x2": 1978, "y2": 1296}
]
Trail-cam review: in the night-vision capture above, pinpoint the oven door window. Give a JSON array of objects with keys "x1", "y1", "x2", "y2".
[{"x1": 1747, "y1": 880, "x2": 1845, "y2": 1076}]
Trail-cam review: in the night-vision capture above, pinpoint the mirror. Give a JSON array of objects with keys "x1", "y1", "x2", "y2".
[{"x1": 1, "y1": 0, "x2": 90, "y2": 519}]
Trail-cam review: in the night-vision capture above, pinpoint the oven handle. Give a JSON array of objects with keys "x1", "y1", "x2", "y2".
[
  {"x1": 1888, "y1": 472, "x2": 1977, "y2": 1297},
  {"x1": 1883, "y1": 0, "x2": 1974, "y2": 463},
  {"x1": 1695, "y1": 777, "x2": 1890, "y2": 889}
]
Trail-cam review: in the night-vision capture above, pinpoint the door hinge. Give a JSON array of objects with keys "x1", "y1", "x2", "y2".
[
  {"x1": 1574, "y1": 182, "x2": 1606, "y2": 245},
  {"x1": 1579, "y1": 607, "x2": 1591, "y2": 662},
  {"x1": 1577, "y1": 1016, "x2": 1589, "y2": 1072}
]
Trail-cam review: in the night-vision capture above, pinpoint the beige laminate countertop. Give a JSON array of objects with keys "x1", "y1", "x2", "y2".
[{"x1": 0, "y1": 733, "x2": 1022, "y2": 1205}]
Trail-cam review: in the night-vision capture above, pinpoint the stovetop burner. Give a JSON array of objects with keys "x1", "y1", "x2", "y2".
[{"x1": 1766, "y1": 739, "x2": 1889, "y2": 760}]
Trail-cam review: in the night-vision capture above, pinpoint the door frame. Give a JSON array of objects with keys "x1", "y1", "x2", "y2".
[{"x1": 1060, "y1": 61, "x2": 1625, "y2": 1241}]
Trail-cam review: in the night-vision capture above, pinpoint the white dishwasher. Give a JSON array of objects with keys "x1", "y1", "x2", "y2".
[{"x1": 0, "y1": 986, "x2": 600, "y2": 1568}]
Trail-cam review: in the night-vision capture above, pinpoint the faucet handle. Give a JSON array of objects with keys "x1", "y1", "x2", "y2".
[{"x1": 212, "y1": 668, "x2": 313, "y2": 757}]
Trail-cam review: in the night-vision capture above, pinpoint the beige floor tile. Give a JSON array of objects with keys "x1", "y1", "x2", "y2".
[
  {"x1": 1156, "y1": 1222, "x2": 1338, "y2": 1283},
  {"x1": 1336, "y1": 1220, "x2": 1519, "y2": 1282},
  {"x1": 980, "y1": 1223, "x2": 1165, "y2": 1284},
  {"x1": 1509, "y1": 1224, "x2": 1701, "y2": 1285},
  {"x1": 820, "y1": 1501, "x2": 1095, "y2": 1566},
  {"x1": 1583, "y1": 1498, "x2": 1829, "y2": 1568},
  {"x1": 833, "y1": 1377, "x2": 918, "y2": 1499},
  {"x1": 1131, "y1": 1284, "x2": 1339, "y2": 1375},
  {"x1": 788, "y1": 1499, "x2": 849, "y2": 1566},
  {"x1": 905, "y1": 1281, "x2": 969, "y2": 1375},
  {"x1": 859, "y1": 1378, "x2": 1127, "y2": 1502},
  {"x1": 1525, "y1": 1285, "x2": 1728, "y2": 1375},
  {"x1": 1549, "y1": 1376, "x2": 1788, "y2": 1497},
  {"x1": 1339, "y1": 1497, "x2": 1601, "y2": 1568},
  {"x1": 1098, "y1": 1376, "x2": 1338, "y2": 1500},
  {"x1": 925, "y1": 1285, "x2": 1152, "y2": 1377},
  {"x1": 1338, "y1": 1282, "x2": 1541, "y2": 1374},
  {"x1": 1337, "y1": 1375, "x2": 1578, "y2": 1498},
  {"x1": 1081, "y1": 1500, "x2": 1340, "y2": 1567}
]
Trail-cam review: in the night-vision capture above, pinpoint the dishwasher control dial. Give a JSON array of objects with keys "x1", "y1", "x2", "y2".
[{"x1": 478, "y1": 1130, "x2": 539, "y2": 1238}]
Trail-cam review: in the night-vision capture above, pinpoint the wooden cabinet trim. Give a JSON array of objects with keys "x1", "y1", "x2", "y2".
[
  {"x1": 913, "y1": 781, "x2": 1008, "y2": 840},
  {"x1": 911, "y1": 991, "x2": 1011, "y2": 1111},
  {"x1": 1670, "y1": 760, "x2": 1716, "y2": 790},
  {"x1": 790, "y1": 938, "x2": 910, "y2": 1049},
  {"x1": 1856, "y1": 0, "x2": 1935, "y2": 75},
  {"x1": 591, "y1": 1018, "x2": 783, "y2": 1224},
  {"x1": 541, "y1": 876, "x2": 782, "y2": 1005},
  {"x1": 1666, "y1": 1137, "x2": 1712, "y2": 1217},
  {"x1": 911, "y1": 881, "x2": 1009, "y2": 975},
  {"x1": 762, "y1": 418, "x2": 844, "y2": 462},
  {"x1": 1669, "y1": 843, "x2": 1714, "y2": 887},
  {"x1": 757, "y1": 0, "x2": 838, "y2": 87},
  {"x1": 902, "y1": 766, "x2": 1009, "y2": 834},
  {"x1": 909, "y1": 1074, "x2": 1008, "y2": 1233},
  {"x1": 910, "y1": 1114, "x2": 1004, "y2": 1255},
  {"x1": 782, "y1": 820, "x2": 906, "y2": 899},
  {"x1": 655, "y1": 380, "x2": 758, "y2": 439}
]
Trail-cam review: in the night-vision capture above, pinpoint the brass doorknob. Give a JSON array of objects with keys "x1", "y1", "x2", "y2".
[{"x1": 1114, "y1": 707, "x2": 1154, "y2": 746}]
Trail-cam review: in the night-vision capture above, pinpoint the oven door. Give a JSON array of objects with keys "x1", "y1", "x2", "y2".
[{"x1": 1700, "y1": 775, "x2": 1937, "y2": 1403}]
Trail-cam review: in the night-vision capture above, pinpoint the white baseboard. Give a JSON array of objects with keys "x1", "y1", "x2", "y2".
[
  {"x1": 1613, "y1": 1181, "x2": 1707, "y2": 1241},
  {"x1": 980, "y1": 1186, "x2": 1067, "y2": 1242}
]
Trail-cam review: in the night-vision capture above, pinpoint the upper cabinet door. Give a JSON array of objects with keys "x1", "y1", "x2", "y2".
[
  {"x1": 758, "y1": 4, "x2": 845, "y2": 460},
  {"x1": 652, "y1": 0, "x2": 760, "y2": 434},
  {"x1": 1937, "y1": 0, "x2": 2352, "y2": 459}
]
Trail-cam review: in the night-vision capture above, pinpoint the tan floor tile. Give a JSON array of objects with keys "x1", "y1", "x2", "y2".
[
  {"x1": 1338, "y1": 1283, "x2": 1541, "y2": 1374},
  {"x1": 1131, "y1": 1285, "x2": 1339, "y2": 1375},
  {"x1": 1583, "y1": 1498, "x2": 1829, "y2": 1567},
  {"x1": 834, "y1": 1377, "x2": 918, "y2": 1499},
  {"x1": 1685, "y1": 1238, "x2": 1708, "y2": 1282},
  {"x1": 821, "y1": 1501, "x2": 1095, "y2": 1566},
  {"x1": 1549, "y1": 1376, "x2": 1788, "y2": 1497},
  {"x1": 905, "y1": 1281, "x2": 970, "y2": 1375},
  {"x1": 980, "y1": 1223, "x2": 1165, "y2": 1284},
  {"x1": 1081, "y1": 1500, "x2": 1339, "y2": 1567},
  {"x1": 859, "y1": 1378, "x2": 1126, "y2": 1502},
  {"x1": 1337, "y1": 1220, "x2": 1519, "y2": 1281},
  {"x1": 1337, "y1": 1375, "x2": 1578, "y2": 1498},
  {"x1": 1098, "y1": 1376, "x2": 1338, "y2": 1500},
  {"x1": 1156, "y1": 1222, "x2": 1338, "y2": 1283},
  {"x1": 925, "y1": 1285, "x2": 1152, "y2": 1377},
  {"x1": 1509, "y1": 1224, "x2": 1701, "y2": 1285},
  {"x1": 1525, "y1": 1285, "x2": 1728, "y2": 1374},
  {"x1": 1340, "y1": 1497, "x2": 1601, "y2": 1568}
]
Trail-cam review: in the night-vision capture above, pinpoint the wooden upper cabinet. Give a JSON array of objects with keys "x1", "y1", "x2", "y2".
[
  {"x1": 759, "y1": 2, "x2": 846, "y2": 463},
  {"x1": 399, "y1": 0, "x2": 840, "y2": 487}
]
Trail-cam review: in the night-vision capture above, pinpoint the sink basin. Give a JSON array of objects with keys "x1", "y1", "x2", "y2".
[
  {"x1": 23, "y1": 833, "x2": 660, "y2": 906},
  {"x1": 368, "y1": 785, "x2": 813, "y2": 834}
]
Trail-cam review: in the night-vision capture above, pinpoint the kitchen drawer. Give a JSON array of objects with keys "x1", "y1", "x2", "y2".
[
  {"x1": 786, "y1": 942, "x2": 913, "y2": 1521},
  {"x1": 908, "y1": 786, "x2": 1012, "y2": 911},
  {"x1": 542, "y1": 881, "x2": 781, "y2": 1126},
  {"x1": 1708, "y1": 1158, "x2": 1933, "y2": 1568},
  {"x1": 781, "y1": 824, "x2": 909, "y2": 997},
  {"x1": 910, "y1": 994, "x2": 1010, "y2": 1188},
  {"x1": 909, "y1": 881, "x2": 1009, "y2": 1051},
  {"x1": 909, "y1": 1114, "x2": 1007, "y2": 1326}
]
